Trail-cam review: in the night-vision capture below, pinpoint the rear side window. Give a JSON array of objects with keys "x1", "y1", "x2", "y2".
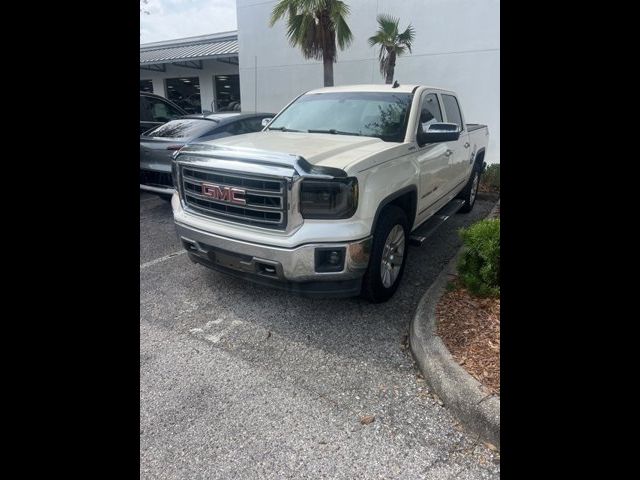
[
  {"x1": 243, "y1": 117, "x2": 267, "y2": 132},
  {"x1": 144, "y1": 119, "x2": 218, "y2": 139},
  {"x1": 222, "y1": 118, "x2": 263, "y2": 135},
  {"x1": 441, "y1": 95, "x2": 463, "y2": 129},
  {"x1": 222, "y1": 120, "x2": 245, "y2": 135}
]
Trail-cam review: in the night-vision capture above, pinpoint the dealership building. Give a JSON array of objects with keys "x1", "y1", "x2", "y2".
[{"x1": 140, "y1": 0, "x2": 499, "y2": 162}]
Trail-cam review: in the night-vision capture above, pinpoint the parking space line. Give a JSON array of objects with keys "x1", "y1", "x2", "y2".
[{"x1": 140, "y1": 250, "x2": 187, "y2": 270}]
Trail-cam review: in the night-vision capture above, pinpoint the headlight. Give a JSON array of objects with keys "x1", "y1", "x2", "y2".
[
  {"x1": 171, "y1": 160, "x2": 179, "y2": 189},
  {"x1": 300, "y1": 178, "x2": 358, "y2": 219}
]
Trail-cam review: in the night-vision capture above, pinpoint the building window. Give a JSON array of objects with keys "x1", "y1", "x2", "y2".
[
  {"x1": 140, "y1": 79, "x2": 153, "y2": 93},
  {"x1": 165, "y1": 77, "x2": 201, "y2": 114},
  {"x1": 215, "y1": 75, "x2": 241, "y2": 111}
]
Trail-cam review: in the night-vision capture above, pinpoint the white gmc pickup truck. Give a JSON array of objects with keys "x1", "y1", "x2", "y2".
[{"x1": 171, "y1": 84, "x2": 488, "y2": 302}]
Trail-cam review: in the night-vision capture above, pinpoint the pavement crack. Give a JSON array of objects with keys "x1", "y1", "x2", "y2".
[{"x1": 140, "y1": 250, "x2": 187, "y2": 270}]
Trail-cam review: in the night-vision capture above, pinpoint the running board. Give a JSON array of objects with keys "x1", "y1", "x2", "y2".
[{"x1": 409, "y1": 199, "x2": 466, "y2": 246}]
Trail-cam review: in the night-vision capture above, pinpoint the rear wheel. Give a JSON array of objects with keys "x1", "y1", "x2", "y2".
[
  {"x1": 458, "y1": 169, "x2": 480, "y2": 213},
  {"x1": 361, "y1": 206, "x2": 410, "y2": 303}
]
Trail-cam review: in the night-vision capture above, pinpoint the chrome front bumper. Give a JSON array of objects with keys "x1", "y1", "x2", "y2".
[
  {"x1": 140, "y1": 184, "x2": 176, "y2": 196},
  {"x1": 175, "y1": 221, "x2": 372, "y2": 284}
]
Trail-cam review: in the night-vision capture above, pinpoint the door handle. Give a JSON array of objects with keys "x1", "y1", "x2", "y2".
[
  {"x1": 464, "y1": 142, "x2": 470, "y2": 148},
  {"x1": 445, "y1": 150, "x2": 453, "y2": 157}
]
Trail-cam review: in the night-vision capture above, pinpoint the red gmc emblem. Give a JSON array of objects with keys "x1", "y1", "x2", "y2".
[{"x1": 202, "y1": 183, "x2": 247, "y2": 205}]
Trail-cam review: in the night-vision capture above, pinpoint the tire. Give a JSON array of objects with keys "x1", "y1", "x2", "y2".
[
  {"x1": 458, "y1": 168, "x2": 480, "y2": 213},
  {"x1": 361, "y1": 205, "x2": 410, "y2": 303}
]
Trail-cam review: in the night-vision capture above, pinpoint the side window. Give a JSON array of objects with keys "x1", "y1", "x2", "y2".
[
  {"x1": 224, "y1": 121, "x2": 243, "y2": 135},
  {"x1": 147, "y1": 98, "x2": 183, "y2": 122},
  {"x1": 417, "y1": 93, "x2": 443, "y2": 133},
  {"x1": 244, "y1": 117, "x2": 265, "y2": 132},
  {"x1": 441, "y1": 94, "x2": 463, "y2": 129},
  {"x1": 226, "y1": 119, "x2": 262, "y2": 135}
]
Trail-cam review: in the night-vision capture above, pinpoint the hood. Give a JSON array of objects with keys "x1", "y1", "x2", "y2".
[{"x1": 194, "y1": 131, "x2": 400, "y2": 171}]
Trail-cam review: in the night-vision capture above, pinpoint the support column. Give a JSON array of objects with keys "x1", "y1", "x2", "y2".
[{"x1": 151, "y1": 77, "x2": 166, "y2": 97}]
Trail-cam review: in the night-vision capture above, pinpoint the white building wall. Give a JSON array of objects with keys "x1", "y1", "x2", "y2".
[
  {"x1": 237, "y1": 0, "x2": 500, "y2": 163},
  {"x1": 140, "y1": 59, "x2": 240, "y2": 113}
]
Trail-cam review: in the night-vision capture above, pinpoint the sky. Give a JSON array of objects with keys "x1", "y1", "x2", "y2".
[{"x1": 140, "y1": 0, "x2": 237, "y2": 44}]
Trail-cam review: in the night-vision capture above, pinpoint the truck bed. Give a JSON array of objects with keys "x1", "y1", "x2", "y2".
[{"x1": 467, "y1": 123, "x2": 487, "y2": 132}]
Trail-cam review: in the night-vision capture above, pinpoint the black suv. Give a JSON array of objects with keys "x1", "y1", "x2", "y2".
[{"x1": 140, "y1": 92, "x2": 187, "y2": 135}]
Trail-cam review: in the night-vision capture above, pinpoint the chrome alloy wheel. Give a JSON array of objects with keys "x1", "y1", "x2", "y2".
[
  {"x1": 470, "y1": 171, "x2": 479, "y2": 205},
  {"x1": 380, "y1": 224, "x2": 405, "y2": 288}
]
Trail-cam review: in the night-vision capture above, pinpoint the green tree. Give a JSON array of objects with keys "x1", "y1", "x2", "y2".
[
  {"x1": 270, "y1": 0, "x2": 353, "y2": 87},
  {"x1": 368, "y1": 14, "x2": 415, "y2": 84}
]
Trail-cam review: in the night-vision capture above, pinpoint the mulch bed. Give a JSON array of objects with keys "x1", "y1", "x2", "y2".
[
  {"x1": 436, "y1": 283, "x2": 500, "y2": 396},
  {"x1": 478, "y1": 183, "x2": 499, "y2": 194}
]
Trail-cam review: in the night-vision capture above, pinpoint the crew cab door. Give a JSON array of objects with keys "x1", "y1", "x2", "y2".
[
  {"x1": 440, "y1": 94, "x2": 473, "y2": 191},
  {"x1": 413, "y1": 92, "x2": 452, "y2": 216}
]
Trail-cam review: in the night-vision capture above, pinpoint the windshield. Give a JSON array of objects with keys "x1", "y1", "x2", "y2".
[{"x1": 268, "y1": 92, "x2": 413, "y2": 142}]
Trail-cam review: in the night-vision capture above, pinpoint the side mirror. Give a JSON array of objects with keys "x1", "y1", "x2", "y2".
[
  {"x1": 417, "y1": 122, "x2": 460, "y2": 145},
  {"x1": 261, "y1": 117, "x2": 273, "y2": 127}
]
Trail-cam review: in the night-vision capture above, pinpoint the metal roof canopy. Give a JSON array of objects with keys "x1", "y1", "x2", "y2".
[{"x1": 140, "y1": 31, "x2": 239, "y2": 68}]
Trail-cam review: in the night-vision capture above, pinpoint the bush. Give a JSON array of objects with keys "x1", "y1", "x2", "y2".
[
  {"x1": 458, "y1": 219, "x2": 500, "y2": 297},
  {"x1": 480, "y1": 163, "x2": 500, "y2": 192}
]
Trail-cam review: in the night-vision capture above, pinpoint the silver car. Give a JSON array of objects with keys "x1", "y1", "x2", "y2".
[{"x1": 140, "y1": 112, "x2": 274, "y2": 200}]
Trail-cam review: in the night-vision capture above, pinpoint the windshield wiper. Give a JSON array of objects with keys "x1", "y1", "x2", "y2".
[
  {"x1": 267, "y1": 126, "x2": 304, "y2": 132},
  {"x1": 307, "y1": 129, "x2": 361, "y2": 136}
]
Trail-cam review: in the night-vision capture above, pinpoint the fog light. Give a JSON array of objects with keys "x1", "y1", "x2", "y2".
[{"x1": 315, "y1": 247, "x2": 345, "y2": 273}]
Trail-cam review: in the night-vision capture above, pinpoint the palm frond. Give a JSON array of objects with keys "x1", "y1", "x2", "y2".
[
  {"x1": 368, "y1": 32, "x2": 386, "y2": 48},
  {"x1": 334, "y1": 15, "x2": 353, "y2": 49},
  {"x1": 397, "y1": 24, "x2": 415, "y2": 53},
  {"x1": 331, "y1": 1, "x2": 353, "y2": 49},
  {"x1": 269, "y1": 0, "x2": 293, "y2": 26},
  {"x1": 380, "y1": 14, "x2": 399, "y2": 40},
  {"x1": 330, "y1": 0, "x2": 351, "y2": 18}
]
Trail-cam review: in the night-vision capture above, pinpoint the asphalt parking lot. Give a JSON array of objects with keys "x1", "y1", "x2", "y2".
[{"x1": 140, "y1": 192, "x2": 500, "y2": 479}]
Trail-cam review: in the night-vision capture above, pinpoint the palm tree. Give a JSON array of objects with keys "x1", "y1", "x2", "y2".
[
  {"x1": 270, "y1": 0, "x2": 353, "y2": 87},
  {"x1": 368, "y1": 14, "x2": 415, "y2": 84}
]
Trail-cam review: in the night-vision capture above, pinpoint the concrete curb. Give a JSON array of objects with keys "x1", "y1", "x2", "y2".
[{"x1": 409, "y1": 205, "x2": 500, "y2": 449}]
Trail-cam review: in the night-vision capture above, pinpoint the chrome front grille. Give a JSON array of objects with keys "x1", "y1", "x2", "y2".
[{"x1": 180, "y1": 166, "x2": 288, "y2": 230}]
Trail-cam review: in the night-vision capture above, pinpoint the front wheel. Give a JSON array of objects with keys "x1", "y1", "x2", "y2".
[
  {"x1": 361, "y1": 206, "x2": 409, "y2": 303},
  {"x1": 458, "y1": 169, "x2": 480, "y2": 213}
]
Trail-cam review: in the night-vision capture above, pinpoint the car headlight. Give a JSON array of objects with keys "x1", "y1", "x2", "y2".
[
  {"x1": 171, "y1": 160, "x2": 179, "y2": 190},
  {"x1": 300, "y1": 178, "x2": 358, "y2": 219}
]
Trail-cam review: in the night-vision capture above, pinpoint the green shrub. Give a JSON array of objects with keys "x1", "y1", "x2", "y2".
[
  {"x1": 480, "y1": 163, "x2": 500, "y2": 192},
  {"x1": 458, "y1": 219, "x2": 500, "y2": 297}
]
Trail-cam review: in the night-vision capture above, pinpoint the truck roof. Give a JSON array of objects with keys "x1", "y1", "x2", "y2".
[{"x1": 306, "y1": 84, "x2": 454, "y2": 95}]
